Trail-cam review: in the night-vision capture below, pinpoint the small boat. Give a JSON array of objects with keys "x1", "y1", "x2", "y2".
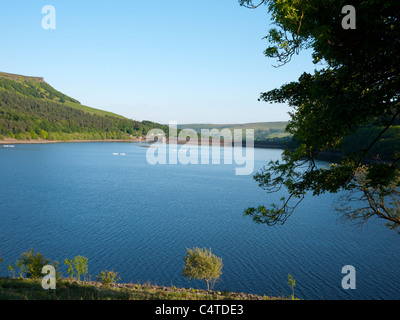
[
  {"x1": 119, "y1": 153, "x2": 126, "y2": 156},
  {"x1": 112, "y1": 153, "x2": 119, "y2": 155}
]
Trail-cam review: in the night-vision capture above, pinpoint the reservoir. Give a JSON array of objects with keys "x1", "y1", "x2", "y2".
[{"x1": 0, "y1": 142, "x2": 399, "y2": 299}]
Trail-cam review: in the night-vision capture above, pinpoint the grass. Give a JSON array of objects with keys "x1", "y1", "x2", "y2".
[
  {"x1": 0, "y1": 278, "x2": 286, "y2": 300},
  {"x1": 0, "y1": 72, "x2": 44, "y2": 83},
  {"x1": 178, "y1": 122, "x2": 288, "y2": 130},
  {"x1": 63, "y1": 100, "x2": 128, "y2": 120}
]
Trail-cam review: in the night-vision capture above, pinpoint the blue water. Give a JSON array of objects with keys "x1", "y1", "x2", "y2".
[{"x1": 0, "y1": 142, "x2": 399, "y2": 300}]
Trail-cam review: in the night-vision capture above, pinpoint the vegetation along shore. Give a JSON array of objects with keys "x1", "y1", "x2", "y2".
[{"x1": 0, "y1": 248, "x2": 297, "y2": 300}]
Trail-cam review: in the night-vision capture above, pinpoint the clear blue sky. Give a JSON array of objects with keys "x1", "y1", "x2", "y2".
[{"x1": 0, "y1": 0, "x2": 318, "y2": 124}]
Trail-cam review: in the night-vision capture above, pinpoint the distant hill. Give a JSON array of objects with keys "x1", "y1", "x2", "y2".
[
  {"x1": 178, "y1": 122, "x2": 290, "y2": 141},
  {"x1": 0, "y1": 72, "x2": 168, "y2": 141},
  {"x1": 178, "y1": 121, "x2": 400, "y2": 160}
]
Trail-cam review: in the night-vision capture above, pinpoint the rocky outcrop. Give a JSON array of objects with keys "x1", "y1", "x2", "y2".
[{"x1": 0, "y1": 71, "x2": 46, "y2": 83}]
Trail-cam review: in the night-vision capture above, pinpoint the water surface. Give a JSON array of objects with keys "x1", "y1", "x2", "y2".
[{"x1": 0, "y1": 142, "x2": 399, "y2": 300}]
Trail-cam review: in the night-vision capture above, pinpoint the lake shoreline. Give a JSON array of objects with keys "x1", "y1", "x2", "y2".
[
  {"x1": 0, "y1": 137, "x2": 286, "y2": 149},
  {"x1": 0, "y1": 138, "x2": 146, "y2": 145},
  {"x1": 0, "y1": 137, "x2": 351, "y2": 163}
]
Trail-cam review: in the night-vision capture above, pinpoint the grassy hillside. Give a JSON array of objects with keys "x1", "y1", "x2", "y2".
[
  {"x1": 178, "y1": 122, "x2": 290, "y2": 141},
  {"x1": 0, "y1": 71, "x2": 126, "y2": 119},
  {"x1": 0, "y1": 278, "x2": 285, "y2": 300},
  {"x1": 0, "y1": 72, "x2": 168, "y2": 141}
]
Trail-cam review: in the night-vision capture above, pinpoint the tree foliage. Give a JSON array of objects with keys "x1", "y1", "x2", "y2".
[
  {"x1": 15, "y1": 248, "x2": 59, "y2": 280},
  {"x1": 64, "y1": 256, "x2": 89, "y2": 281},
  {"x1": 182, "y1": 247, "x2": 223, "y2": 291},
  {"x1": 240, "y1": 0, "x2": 400, "y2": 232},
  {"x1": 96, "y1": 270, "x2": 121, "y2": 288}
]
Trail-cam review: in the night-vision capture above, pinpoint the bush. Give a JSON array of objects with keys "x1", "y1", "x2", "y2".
[{"x1": 96, "y1": 270, "x2": 120, "y2": 288}]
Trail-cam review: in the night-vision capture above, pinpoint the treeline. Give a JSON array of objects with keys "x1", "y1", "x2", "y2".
[
  {"x1": 2, "y1": 249, "x2": 119, "y2": 288},
  {"x1": 0, "y1": 249, "x2": 298, "y2": 300},
  {"x1": 0, "y1": 88, "x2": 168, "y2": 141},
  {"x1": 1, "y1": 247, "x2": 222, "y2": 291},
  {"x1": 286, "y1": 124, "x2": 400, "y2": 162},
  {"x1": 341, "y1": 125, "x2": 400, "y2": 160},
  {"x1": 0, "y1": 248, "x2": 297, "y2": 299}
]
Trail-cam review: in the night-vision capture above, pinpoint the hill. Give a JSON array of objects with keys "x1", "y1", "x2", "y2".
[
  {"x1": 178, "y1": 122, "x2": 290, "y2": 141},
  {"x1": 0, "y1": 72, "x2": 168, "y2": 141}
]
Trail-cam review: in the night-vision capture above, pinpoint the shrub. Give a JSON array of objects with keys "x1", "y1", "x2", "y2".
[{"x1": 96, "y1": 270, "x2": 120, "y2": 288}]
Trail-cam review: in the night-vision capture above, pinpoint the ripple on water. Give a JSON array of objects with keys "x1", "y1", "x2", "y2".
[{"x1": 0, "y1": 143, "x2": 399, "y2": 299}]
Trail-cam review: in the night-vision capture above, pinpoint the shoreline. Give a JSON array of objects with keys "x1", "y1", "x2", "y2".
[
  {"x1": 0, "y1": 137, "x2": 287, "y2": 149},
  {"x1": 0, "y1": 277, "x2": 283, "y2": 300},
  {"x1": 0, "y1": 138, "x2": 147, "y2": 145}
]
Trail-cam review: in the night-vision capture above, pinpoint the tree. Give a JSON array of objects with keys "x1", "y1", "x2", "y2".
[
  {"x1": 336, "y1": 166, "x2": 400, "y2": 232},
  {"x1": 64, "y1": 258, "x2": 75, "y2": 279},
  {"x1": 64, "y1": 255, "x2": 88, "y2": 281},
  {"x1": 15, "y1": 248, "x2": 59, "y2": 279},
  {"x1": 8, "y1": 264, "x2": 16, "y2": 279},
  {"x1": 240, "y1": 0, "x2": 400, "y2": 233},
  {"x1": 287, "y1": 274, "x2": 296, "y2": 300},
  {"x1": 39, "y1": 129, "x2": 49, "y2": 140},
  {"x1": 182, "y1": 247, "x2": 223, "y2": 291}
]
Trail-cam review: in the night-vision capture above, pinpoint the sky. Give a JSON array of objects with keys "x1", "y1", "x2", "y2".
[{"x1": 0, "y1": 0, "x2": 319, "y2": 124}]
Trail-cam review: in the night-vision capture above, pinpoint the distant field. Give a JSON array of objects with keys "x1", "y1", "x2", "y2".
[{"x1": 178, "y1": 122, "x2": 290, "y2": 140}]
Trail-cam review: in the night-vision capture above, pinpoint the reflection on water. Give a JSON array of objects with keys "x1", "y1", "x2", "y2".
[{"x1": 0, "y1": 142, "x2": 399, "y2": 300}]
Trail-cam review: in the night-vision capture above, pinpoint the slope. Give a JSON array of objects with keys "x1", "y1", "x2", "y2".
[{"x1": 0, "y1": 72, "x2": 168, "y2": 141}]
